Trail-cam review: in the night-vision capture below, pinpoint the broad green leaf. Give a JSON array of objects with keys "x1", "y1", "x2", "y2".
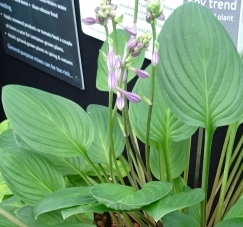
[
  {"x1": 2, "y1": 85, "x2": 94, "y2": 157},
  {"x1": 91, "y1": 181, "x2": 172, "y2": 210},
  {"x1": 129, "y1": 66, "x2": 197, "y2": 148},
  {"x1": 157, "y1": 3, "x2": 243, "y2": 128},
  {"x1": 16, "y1": 205, "x2": 92, "y2": 227},
  {"x1": 0, "y1": 196, "x2": 24, "y2": 213},
  {"x1": 87, "y1": 105, "x2": 124, "y2": 165},
  {"x1": 162, "y1": 211, "x2": 199, "y2": 227},
  {"x1": 224, "y1": 197, "x2": 243, "y2": 220},
  {"x1": 0, "y1": 130, "x2": 17, "y2": 149},
  {"x1": 34, "y1": 186, "x2": 96, "y2": 218},
  {"x1": 0, "y1": 214, "x2": 18, "y2": 227},
  {"x1": 150, "y1": 139, "x2": 190, "y2": 180},
  {"x1": 0, "y1": 147, "x2": 65, "y2": 205},
  {"x1": 143, "y1": 188, "x2": 205, "y2": 222},
  {"x1": 0, "y1": 172, "x2": 12, "y2": 202},
  {"x1": 96, "y1": 29, "x2": 145, "y2": 91},
  {"x1": 0, "y1": 120, "x2": 11, "y2": 134},
  {"x1": 62, "y1": 203, "x2": 114, "y2": 219},
  {"x1": 215, "y1": 217, "x2": 243, "y2": 227}
]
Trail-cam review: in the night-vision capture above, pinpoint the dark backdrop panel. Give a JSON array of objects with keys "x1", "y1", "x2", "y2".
[{"x1": 0, "y1": 0, "x2": 108, "y2": 122}]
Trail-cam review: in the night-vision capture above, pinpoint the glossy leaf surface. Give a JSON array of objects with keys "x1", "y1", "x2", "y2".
[
  {"x1": 91, "y1": 181, "x2": 171, "y2": 210},
  {"x1": 215, "y1": 217, "x2": 243, "y2": 227},
  {"x1": 150, "y1": 139, "x2": 190, "y2": 180},
  {"x1": 0, "y1": 148, "x2": 65, "y2": 205},
  {"x1": 87, "y1": 105, "x2": 124, "y2": 165},
  {"x1": 34, "y1": 186, "x2": 96, "y2": 218},
  {"x1": 224, "y1": 198, "x2": 243, "y2": 220},
  {"x1": 143, "y1": 188, "x2": 205, "y2": 222},
  {"x1": 157, "y1": 3, "x2": 243, "y2": 128},
  {"x1": 62, "y1": 203, "x2": 114, "y2": 219},
  {"x1": 129, "y1": 66, "x2": 196, "y2": 148},
  {"x1": 162, "y1": 211, "x2": 199, "y2": 227},
  {"x1": 2, "y1": 85, "x2": 94, "y2": 157}
]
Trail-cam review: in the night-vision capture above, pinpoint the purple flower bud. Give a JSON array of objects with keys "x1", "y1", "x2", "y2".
[
  {"x1": 115, "y1": 56, "x2": 122, "y2": 68},
  {"x1": 116, "y1": 87, "x2": 141, "y2": 103},
  {"x1": 108, "y1": 70, "x2": 117, "y2": 90},
  {"x1": 158, "y1": 13, "x2": 165, "y2": 21},
  {"x1": 125, "y1": 27, "x2": 137, "y2": 36},
  {"x1": 131, "y1": 51, "x2": 141, "y2": 57},
  {"x1": 133, "y1": 69, "x2": 149, "y2": 78},
  {"x1": 115, "y1": 68, "x2": 121, "y2": 80},
  {"x1": 111, "y1": 4, "x2": 117, "y2": 10},
  {"x1": 94, "y1": 7, "x2": 100, "y2": 14},
  {"x1": 152, "y1": 50, "x2": 159, "y2": 66},
  {"x1": 136, "y1": 42, "x2": 144, "y2": 49},
  {"x1": 96, "y1": 15, "x2": 106, "y2": 25},
  {"x1": 107, "y1": 50, "x2": 116, "y2": 69},
  {"x1": 126, "y1": 37, "x2": 137, "y2": 51},
  {"x1": 116, "y1": 92, "x2": 125, "y2": 110},
  {"x1": 82, "y1": 17, "x2": 97, "y2": 25}
]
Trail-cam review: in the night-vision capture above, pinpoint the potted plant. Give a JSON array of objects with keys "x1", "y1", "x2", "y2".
[{"x1": 0, "y1": 1, "x2": 242, "y2": 227}]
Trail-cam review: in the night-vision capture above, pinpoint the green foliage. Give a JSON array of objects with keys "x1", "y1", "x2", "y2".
[
  {"x1": 91, "y1": 181, "x2": 171, "y2": 210},
  {"x1": 143, "y1": 188, "x2": 205, "y2": 222},
  {"x1": 0, "y1": 2, "x2": 243, "y2": 226},
  {"x1": 2, "y1": 85, "x2": 94, "y2": 157},
  {"x1": 156, "y1": 3, "x2": 243, "y2": 129}
]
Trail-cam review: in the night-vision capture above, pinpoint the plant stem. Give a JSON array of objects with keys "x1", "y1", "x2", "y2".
[
  {"x1": 201, "y1": 125, "x2": 214, "y2": 227},
  {"x1": 224, "y1": 164, "x2": 243, "y2": 215},
  {"x1": 133, "y1": 0, "x2": 139, "y2": 24},
  {"x1": 225, "y1": 180, "x2": 243, "y2": 214},
  {"x1": 158, "y1": 144, "x2": 164, "y2": 181},
  {"x1": 111, "y1": 19, "x2": 119, "y2": 54},
  {"x1": 215, "y1": 123, "x2": 237, "y2": 224},
  {"x1": 207, "y1": 126, "x2": 230, "y2": 217},
  {"x1": 0, "y1": 208, "x2": 28, "y2": 227},
  {"x1": 145, "y1": 20, "x2": 157, "y2": 182},
  {"x1": 194, "y1": 127, "x2": 204, "y2": 187},
  {"x1": 162, "y1": 110, "x2": 172, "y2": 183}
]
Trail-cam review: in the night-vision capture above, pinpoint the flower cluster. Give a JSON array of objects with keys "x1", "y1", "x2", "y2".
[
  {"x1": 146, "y1": 0, "x2": 165, "y2": 23},
  {"x1": 82, "y1": 0, "x2": 117, "y2": 26}
]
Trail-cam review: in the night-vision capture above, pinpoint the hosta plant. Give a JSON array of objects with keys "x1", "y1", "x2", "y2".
[{"x1": 0, "y1": 1, "x2": 243, "y2": 227}]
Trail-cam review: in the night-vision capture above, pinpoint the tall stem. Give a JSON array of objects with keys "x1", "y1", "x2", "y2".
[
  {"x1": 207, "y1": 126, "x2": 230, "y2": 216},
  {"x1": 201, "y1": 125, "x2": 214, "y2": 227},
  {"x1": 215, "y1": 123, "x2": 237, "y2": 224},
  {"x1": 145, "y1": 20, "x2": 157, "y2": 181},
  {"x1": 133, "y1": 0, "x2": 139, "y2": 24}
]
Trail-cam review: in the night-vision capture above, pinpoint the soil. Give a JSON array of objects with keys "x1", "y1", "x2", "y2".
[{"x1": 93, "y1": 213, "x2": 140, "y2": 227}]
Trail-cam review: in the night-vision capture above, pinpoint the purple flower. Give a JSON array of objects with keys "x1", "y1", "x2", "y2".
[
  {"x1": 82, "y1": 17, "x2": 96, "y2": 25},
  {"x1": 131, "y1": 51, "x2": 141, "y2": 57},
  {"x1": 125, "y1": 27, "x2": 137, "y2": 36},
  {"x1": 158, "y1": 13, "x2": 165, "y2": 21},
  {"x1": 130, "y1": 68, "x2": 149, "y2": 78},
  {"x1": 115, "y1": 68, "x2": 121, "y2": 80},
  {"x1": 152, "y1": 50, "x2": 159, "y2": 66},
  {"x1": 116, "y1": 87, "x2": 141, "y2": 103},
  {"x1": 107, "y1": 49, "x2": 116, "y2": 69},
  {"x1": 116, "y1": 92, "x2": 125, "y2": 110},
  {"x1": 108, "y1": 70, "x2": 117, "y2": 90},
  {"x1": 126, "y1": 37, "x2": 137, "y2": 51}
]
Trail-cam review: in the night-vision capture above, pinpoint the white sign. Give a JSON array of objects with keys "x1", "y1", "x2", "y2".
[{"x1": 80, "y1": 0, "x2": 243, "y2": 58}]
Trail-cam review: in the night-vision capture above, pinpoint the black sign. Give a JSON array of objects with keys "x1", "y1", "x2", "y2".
[{"x1": 0, "y1": 0, "x2": 84, "y2": 89}]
